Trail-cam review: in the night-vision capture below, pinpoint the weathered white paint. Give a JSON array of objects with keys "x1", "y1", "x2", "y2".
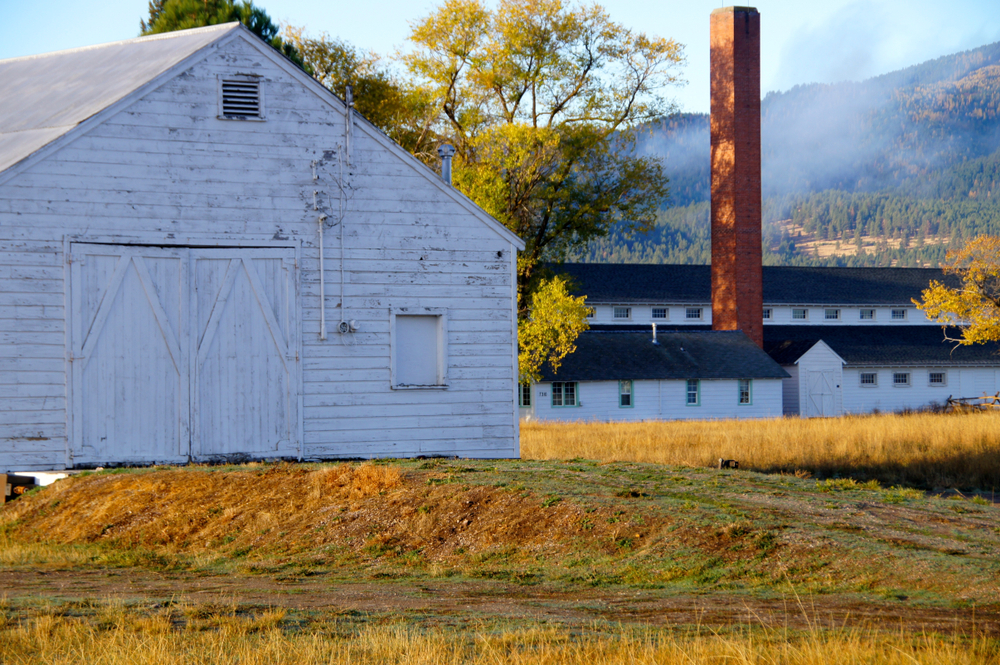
[
  {"x1": 70, "y1": 244, "x2": 189, "y2": 466},
  {"x1": 526, "y1": 379, "x2": 783, "y2": 422},
  {"x1": 190, "y1": 248, "x2": 299, "y2": 461},
  {"x1": 0, "y1": 27, "x2": 522, "y2": 470}
]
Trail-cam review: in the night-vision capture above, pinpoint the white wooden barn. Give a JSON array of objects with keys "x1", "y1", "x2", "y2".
[{"x1": 0, "y1": 24, "x2": 524, "y2": 471}]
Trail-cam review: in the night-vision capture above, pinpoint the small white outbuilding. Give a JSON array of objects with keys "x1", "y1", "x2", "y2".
[{"x1": 0, "y1": 24, "x2": 524, "y2": 470}]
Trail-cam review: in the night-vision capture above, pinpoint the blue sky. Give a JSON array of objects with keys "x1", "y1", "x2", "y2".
[{"x1": 2, "y1": 0, "x2": 999, "y2": 114}]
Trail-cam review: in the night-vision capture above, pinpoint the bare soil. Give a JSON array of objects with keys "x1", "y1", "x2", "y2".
[
  {"x1": 3, "y1": 460, "x2": 999, "y2": 637},
  {"x1": 2, "y1": 568, "x2": 996, "y2": 635}
]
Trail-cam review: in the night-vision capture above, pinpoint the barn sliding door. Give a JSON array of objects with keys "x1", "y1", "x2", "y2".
[
  {"x1": 70, "y1": 244, "x2": 189, "y2": 465},
  {"x1": 190, "y1": 249, "x2": 298, "y2": 460},
  {"x1": 70, "y1": 244, "x2": 299, "y2": 465}
]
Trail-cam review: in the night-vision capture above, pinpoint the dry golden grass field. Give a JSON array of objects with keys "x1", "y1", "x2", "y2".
[
  {"x1": 2, "y1": 412, "x2": 999, "y2": 663},
  {"x1": 521, "y1": 411, "x2": 1000, "y2": 489}
]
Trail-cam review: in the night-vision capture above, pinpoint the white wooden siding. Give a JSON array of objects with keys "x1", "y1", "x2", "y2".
[
  {"x1": 529, "y1": 379, "x2": 783, "y2": 422},
  {"x1": 842, "y1": 367, "x2": 998, "y2": 414},
  {"x1": 586, "y1": 305, "x2": 712, "y2": 325},
  {"x1": 0, "y1": 33, "x2": 518, "y2": 469},
  {"x1": 70, "y1": 244, "x2": 189, "y2": 466},
  {"x1": 781, "y1": 365, "x2": 799, "y2": 415},
  {"x1": 191, "y1": 249, "x2": 298, "y2": 460},
  {"x1": 585, "y1": 304, "x2": 937, "y2": 326}
]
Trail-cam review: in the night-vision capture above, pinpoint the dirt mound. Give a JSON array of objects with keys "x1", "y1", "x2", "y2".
[{"x1": 1, "y1": 464, "x2": 653, "y2": 563}]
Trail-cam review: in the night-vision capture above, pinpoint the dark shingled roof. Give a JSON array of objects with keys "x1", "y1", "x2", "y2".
[
  {"x1": 763, "y1": 325, "x2": 1000, "y2": 367},
  {"x1": 553, "y1": 264, "x2": 961, "y2": 306},
  {"x1": 540, "y1": 330, "x2": 789, "y2": 382}
]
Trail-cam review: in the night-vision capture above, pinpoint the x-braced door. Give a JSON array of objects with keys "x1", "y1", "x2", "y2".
[
  {"x1": 190, "y1": 249, "x2": 299, "y2": 460},
  {"x1": 70, "y1": 244, "x2": 189, "y2": 465},
  {"x1": 70, "y1": 244, "x2": 299, "y2": 466}
]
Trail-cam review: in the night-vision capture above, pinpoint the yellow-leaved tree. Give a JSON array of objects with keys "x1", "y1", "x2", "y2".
[
  {"x1": 518, "y1": 276, "x2": 590, "y2": 383},
  {"x1": 282, "y1": 27, "x2": 437, "y2": 157},
  {"x1": 403, "y1": 0, "x2": 684, "y2": 379},
  {"x1": 916, "y1": 235, "x2": 1000, "y2": 344}
]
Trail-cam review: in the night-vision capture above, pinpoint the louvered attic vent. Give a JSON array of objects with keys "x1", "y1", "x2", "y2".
[{"x1": 220, "y1": 78, "x2": 263, "y2": 119}]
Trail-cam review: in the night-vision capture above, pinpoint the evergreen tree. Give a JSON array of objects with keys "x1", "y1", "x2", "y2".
[{"x1": 140, "y1": 0, "x2": 305, "y2": 69}]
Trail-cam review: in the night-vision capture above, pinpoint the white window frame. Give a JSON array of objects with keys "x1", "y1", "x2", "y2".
[
  {"x1": 390, "y1": 308, "x2": 448, "y2": 389},
  {"x1": 552, "y1": 381, "x2": 578, "y2": 407},
  {"x1": 928, "y1": 371, "x2": 947, "y2": 387},
  {"x1": 891, "y1": 308, "x2": 908, "y2": 320},
  {"x1": 651, "y1": 307, "x2": 668, "y2": 320},
  {"x1": 824, "y1": 309, "x2": 840, "y2": 320},
  {"x1": 619, "y1": 380, "x2": 633, "y2": 408},
  {"x1": 686, "y1": 379, "x2": 700, "y2": 406},
  {"x1": 738, "y1": 379, "x2": 752, "y2": 405},
  {"x1": 859, "y1": 372, "x2": 878, "y2": 387},
  {"x1": 892, "y1": 372, "x2": 911, "y2": 387},
  {"x1": 613, "y1": 306, "x2": 632, "y2": 320},
  {"x1": 860, "y1": 309, "x2": 875, "y2": 320},
  {"x1": 218, "y1": 75, "x2": 266, "y2": 121},
  {"x1": 685, "y1": 307, "x2": 703, "y2": 320},
  {"x1": 762, "y1": 308, "x2": 772, "y2": 320},
  {"x1": 792, "y1": 308, "x2": 808, "y2": 320},
  {"x1": 585, "y1": 307, "x2": 596, "y2": 319},
  {"x1": 518, "y1": 383, "x2": 532, "y2": 407}
]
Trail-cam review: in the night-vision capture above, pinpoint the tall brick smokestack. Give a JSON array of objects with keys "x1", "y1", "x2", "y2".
[{"x1": 710, "y1": 6, "x2": 763, "y2": 347}]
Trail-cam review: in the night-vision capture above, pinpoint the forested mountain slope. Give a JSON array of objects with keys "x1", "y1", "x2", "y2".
[{"x1": 573, "y1": 41, "x2": 1000, "y2": 267}]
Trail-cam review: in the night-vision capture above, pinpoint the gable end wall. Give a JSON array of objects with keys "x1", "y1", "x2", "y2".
[{"x1": 0, "y1": 35, "x2": 518, "y2": 469}]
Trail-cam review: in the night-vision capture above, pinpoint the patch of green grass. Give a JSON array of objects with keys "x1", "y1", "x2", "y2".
[{"x1": 879, "y1": 486, "x2": 924, "y2": 504}]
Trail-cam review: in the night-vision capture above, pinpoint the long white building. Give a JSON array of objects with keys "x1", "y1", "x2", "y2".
[{"x1": 526, "y1": 264, "x2": 997, "y2": 420}]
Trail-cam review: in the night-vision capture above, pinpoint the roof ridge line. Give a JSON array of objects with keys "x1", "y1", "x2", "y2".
[
  {"x1": 0, "y1": 23, "x2": 238, "y2": 65},
  {"x1": 0, "y1": 124, "x2": 77, "y2": 136}
]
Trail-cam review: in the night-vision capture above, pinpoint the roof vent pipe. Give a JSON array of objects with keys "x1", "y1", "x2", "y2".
[
  {"x1": 652, "y1": 322, "x2": 659, "y2": 345},
  {"x1": 437, "y1": 144, "x2": 456, "y2": 185}
]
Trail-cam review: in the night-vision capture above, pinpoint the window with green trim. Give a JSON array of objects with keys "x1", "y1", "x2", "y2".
[
  {"x1": 552, "y1": 382, "x2": 577, "y2": 407},
  {"x1": 619, "y1": 380, "x2": 633, "y2": 407},
  {"x1": 686, "y1": 379, "x2": 700, "y2": 405},
  {"x1": 738, "y1": 379, "x2": 752, "y2": 405}
]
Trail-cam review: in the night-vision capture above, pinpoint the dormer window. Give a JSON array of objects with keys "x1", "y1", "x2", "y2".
[{"x1": 219, "y1": 76, "x2": 264, "y2": 120}]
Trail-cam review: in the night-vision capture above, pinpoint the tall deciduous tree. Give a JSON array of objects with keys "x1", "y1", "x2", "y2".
[
  {"x1": 141, "y1": 0, "x2": 304, "y2": 68},
  {"x1": 282, "y1": 27, "x2": 436, "y2": 156},
  {"x1": 916, "y1": 235, "x2": 1000, "y2": 344},
  {"x1": 404, "y1": 0, "x2": 683, "y2": 376}
]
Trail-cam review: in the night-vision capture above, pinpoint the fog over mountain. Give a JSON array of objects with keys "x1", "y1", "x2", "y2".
[
  {"x1": 640, "y1": 40, "x2": 1000, "y2": 204},
  {"x1": 577, "y1": 41, "x2": 1000, "y2": 268}
]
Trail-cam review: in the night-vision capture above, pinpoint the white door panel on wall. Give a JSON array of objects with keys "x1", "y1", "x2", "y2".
[
  {"x1": 71, "y1": 244, "x2": 189, "y2": 465},
  {"x1": 191, "y1": 250, "x2": 297, "y2": 459},
  {"x1": 804, "y1": 370, "x2": 835, "y2": 417},
  {"x1": 69, "y1": 244, "x2": 299, "y2": 465}
]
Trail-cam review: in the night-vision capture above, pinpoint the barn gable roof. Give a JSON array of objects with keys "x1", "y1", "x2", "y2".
[
  {"x1": 554, "y1": 263, "x2": 960, "y2": 306},
  {"x1": 539, "y1": 330, "x2": 789, "y2": 382},
  {"x1": 0, "y1": 24, "x2": 524, "y2": 249},
  {"x1": 0, "y1": 23, "x2": 238, "y2": 175}
]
